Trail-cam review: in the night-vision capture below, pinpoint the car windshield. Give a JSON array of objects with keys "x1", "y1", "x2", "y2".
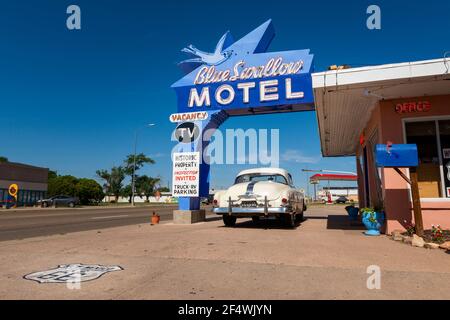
[{"x1": 235, "y1": 173, "x2": 288, "y2": 185}]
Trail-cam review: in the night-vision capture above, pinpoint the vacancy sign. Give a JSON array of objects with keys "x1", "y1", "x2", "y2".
[
  {"x1": 169, "y1": 111, "x2": 208, "y2": 123},
  {"x1": 172, "y1": 152, "x2": 200, "y2": 197}
]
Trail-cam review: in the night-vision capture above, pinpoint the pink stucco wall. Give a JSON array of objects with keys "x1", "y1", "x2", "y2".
[{"x1": 357, "y1": 94, "x2": 450, "y2": 234}]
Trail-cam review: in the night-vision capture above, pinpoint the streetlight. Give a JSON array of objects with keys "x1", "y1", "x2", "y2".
[{"x1": 131, "y1": 123, "x2": 156, "y2": 207}]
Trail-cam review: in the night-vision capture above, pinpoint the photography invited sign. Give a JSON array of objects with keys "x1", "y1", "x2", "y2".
[{"x1": 172, "y1": 152, "x2": 200, "y2": 197}]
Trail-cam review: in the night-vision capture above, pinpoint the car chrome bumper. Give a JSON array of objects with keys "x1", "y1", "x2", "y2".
[{"x1": 213, "y1": 206, "x2": 289, "y2": 216}]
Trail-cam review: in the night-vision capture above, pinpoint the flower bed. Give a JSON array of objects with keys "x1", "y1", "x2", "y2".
[
  {"x1": 421, "y1": 229, "x2": 450, "y2": 244},
  {"x1": 401, "y1": 223, "x2": 449, "y2": 244}
]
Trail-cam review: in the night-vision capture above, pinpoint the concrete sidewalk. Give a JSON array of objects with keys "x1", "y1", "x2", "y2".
[{"x1": 0, "y1": 206, "x2": 449, "y2": 300}]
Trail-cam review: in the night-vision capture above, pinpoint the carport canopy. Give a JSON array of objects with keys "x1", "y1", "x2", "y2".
[{"x1": 311, "y1": 58, "x2": 450, "y2": 157}]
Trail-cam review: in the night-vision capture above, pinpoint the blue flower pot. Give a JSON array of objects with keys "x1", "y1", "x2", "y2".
[
  {"x1": 345, "y1": 206, "x2": 359, "y2": 221},
  {"x1": 361, "y1": 210, "x2": 385, "y2": 236}
]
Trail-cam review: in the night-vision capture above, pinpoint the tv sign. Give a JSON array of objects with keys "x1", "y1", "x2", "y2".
[{"x1": 171, "y1": 20, "x2": 314, "y2": 115}]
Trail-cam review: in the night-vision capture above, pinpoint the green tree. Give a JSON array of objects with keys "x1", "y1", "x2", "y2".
[
  {"x1": 123, "y1": 153, "x2": 155, "y2": 176},
  {"x1": 120, "y1": 184, "x2": 133, "y2": 203},
  {"x1": 136, "y1": 175, "x2": 160, "y2": 201},
  {"x1": 157, "y1": 187, "x2": 170, "y2": 193},
  {"x1": 47, "y1": 175, "x2": 78, "y2": 197},
  {"x1": 0, "y1": 156, "x2": 8, "y2": 163},
  {"x1": 75, "y1": 178, "x2": 105, "y2": 205},
  {"x1": 96, "y1": 166, "x2": 125, "y2": 202},
  {"x1": 48, "y1": 170, "x2": 58, "y2": 180},
  {"x1": 123, "y1": 153, "x2": 155, "y2": 203}
]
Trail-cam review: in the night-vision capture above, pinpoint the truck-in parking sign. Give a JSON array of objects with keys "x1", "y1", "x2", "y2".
[{"x1": 172, "y1": 152, "x2": 200, "y2": 197}]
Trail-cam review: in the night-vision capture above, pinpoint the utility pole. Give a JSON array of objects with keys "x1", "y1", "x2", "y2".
[
  {"x1": 305, "y1": 172, "x2": 310, "y2": 200},
  {"x1": 131, "y1": 123, "x2": 156, "y2": 207}
]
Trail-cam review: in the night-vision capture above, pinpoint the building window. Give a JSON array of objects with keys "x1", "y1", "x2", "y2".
[
  {"x1": 405, "y1": 119, "x2": 450, "y2": 198},
  {"x1": 439, "y1": 120, "x2": 450, "y2": 197}
]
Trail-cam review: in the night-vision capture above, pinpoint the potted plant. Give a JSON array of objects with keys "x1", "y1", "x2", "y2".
[
  {"x1": 360, "y1": 207, "x2": 385, "y2": 236},
  {"x1": 151, "y1": 211, "x2": 160, "y2": 225},
  {"x1": 345, "y1": 205, "x2": 359, "y2": 221}
]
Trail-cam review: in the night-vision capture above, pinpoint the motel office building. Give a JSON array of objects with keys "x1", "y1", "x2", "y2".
[{"x1": 313, "y1": 58, "x2": 450, "y2": 233}]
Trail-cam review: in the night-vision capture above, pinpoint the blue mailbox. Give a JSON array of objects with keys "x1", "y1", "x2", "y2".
[{"x1": 375, "y1": 144, "x2": 419, "y2": 168}]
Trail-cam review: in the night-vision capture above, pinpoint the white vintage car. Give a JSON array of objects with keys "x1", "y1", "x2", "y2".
[{"x1": 213, "y1": 168, "x2": 306, "y2": 228}]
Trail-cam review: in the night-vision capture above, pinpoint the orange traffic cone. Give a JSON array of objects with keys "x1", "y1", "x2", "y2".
[{"x1": 151, "y1": 211, "x2": 160, "y2": 225}]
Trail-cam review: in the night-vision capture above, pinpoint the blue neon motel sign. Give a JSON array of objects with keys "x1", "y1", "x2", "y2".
[{"x1": 172, "y1": 19, "x2": 314, "y2": 115}]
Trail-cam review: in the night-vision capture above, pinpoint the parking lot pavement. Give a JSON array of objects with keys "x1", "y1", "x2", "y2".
[{"x1": 0, "y1": 205, "x2": 449, "y2": 300}]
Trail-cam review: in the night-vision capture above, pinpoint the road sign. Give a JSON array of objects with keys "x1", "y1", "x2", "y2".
[{"x1": 8, "y1": 184, "x2": 18, "y2": 197}]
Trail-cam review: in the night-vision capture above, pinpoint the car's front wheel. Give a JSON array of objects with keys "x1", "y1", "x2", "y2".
[
  {"x1": 223, "y1": 215, "x2": 237, "y2": 227},
  {"x1": 42, "y1": 202, "x2": 48, "y2": 208},
  {"x1": 68, "y1": 202, "x2": 75, "y2": 208}
]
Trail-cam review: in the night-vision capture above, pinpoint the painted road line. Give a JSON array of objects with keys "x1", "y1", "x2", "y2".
[{"x1": 91, "y1": 215, "x2": 130, "y2": 220}]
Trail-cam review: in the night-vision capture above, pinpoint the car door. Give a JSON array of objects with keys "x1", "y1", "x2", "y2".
[
  {"x1": 52, "y1": 196, "x2": 61, "y2": 205},
  {"x1": 61, "y1": 196, "x2": 70, "y2": 206},
  {"x1": 54, "y1": 196, "x2": 68, "y2": 206}
]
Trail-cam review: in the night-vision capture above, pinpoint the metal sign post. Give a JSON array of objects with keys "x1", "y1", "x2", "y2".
[
  {"x1": 391, "y1": 167, "x2": 424, "y2": 237},
  {"x1": 376, "y1": 143, "x2": 423, "y2": 236}
]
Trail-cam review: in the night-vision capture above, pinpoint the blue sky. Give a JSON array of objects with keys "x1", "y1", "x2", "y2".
[{"x1": 1, "y1": 0, "x2": 449, "y2": 193}]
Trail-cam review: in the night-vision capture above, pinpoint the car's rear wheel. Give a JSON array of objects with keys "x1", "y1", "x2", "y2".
[
  {"x1": 296, "y1": 210, "x2": 304, "y2": 222},
  {"x1": 68, "y1": 202, "x2": 75, "y2": 208},
  {"x1": 223, "y1": 215, "x2": 237, "y2": 227},
  {"x1": 281, "y1": 213, "x2": 296, "y2": 228},
  {"x1": 251, "y1": 216, "x2": 260, "y2": 223},
  {"x1": 42, "y1": 202, "x2": 48, "y2": 208}
]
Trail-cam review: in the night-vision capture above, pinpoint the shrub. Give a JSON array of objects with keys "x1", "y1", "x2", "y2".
[{"x1": 75, "y1": 178, "x2": 105, "y2": 205}]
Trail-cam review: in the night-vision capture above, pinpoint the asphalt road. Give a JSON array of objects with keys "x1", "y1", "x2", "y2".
[{"x1": 0, "y1": 205, "x2": 211, "y2": 241}]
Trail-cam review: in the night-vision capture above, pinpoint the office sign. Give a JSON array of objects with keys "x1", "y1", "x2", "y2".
[
  {"x1": 171, "y1": 19, "x2": 314, "y2": 114},
  {"x1": 395, "y1": 101, "x2": 431, "y2": 114},
  {"x1": 172, "y1": 152, "x2": 200, "y2": 197}
]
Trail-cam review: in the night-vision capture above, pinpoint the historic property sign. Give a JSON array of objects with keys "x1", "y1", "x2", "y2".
[{"x1": 172, "y1": 152, "x2": 200, "y2": 197}]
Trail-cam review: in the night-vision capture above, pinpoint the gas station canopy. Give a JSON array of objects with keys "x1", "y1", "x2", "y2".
[{"x1": 310, "y1": 173, "x2": 357, "y2": 183}]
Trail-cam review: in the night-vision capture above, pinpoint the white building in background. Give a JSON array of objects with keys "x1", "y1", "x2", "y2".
[
  {"x1": 318, "y1": 187, "x2": 359, "y2": 202},
  {"x1": 103, "y1": 192, "x2": 177, "y2": 204}
]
